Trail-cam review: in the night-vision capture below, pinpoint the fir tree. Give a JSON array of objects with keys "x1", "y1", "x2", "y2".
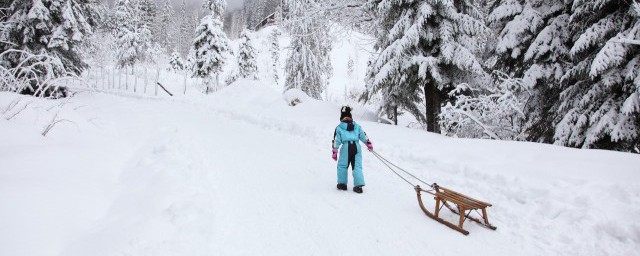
[
  {"x1": 176, "y1": 0, "x2": 191, "y2": 57},
  {"x1": 0, "y1": 0, "x2": 99, "y2": 78},
  {"x1": 283, "y1": 0, "x2": 332, "y2": 100},
  {"x1": 138, "y1": 0, "x2": 157, "y2": 32},
  {"x1": 487, "y1": 0, "x2": 570, "y2": 142},
  {"x1": 364, "y1": 0, "x2": 489, "y2": 132},
  {"x1": 114, "y1": 0, "x2": 151, "y2": 68},
  {"x1": 169, "y1": 49, "x2": 185, "y2": 71},
  {"x1": 156, "y1": 0, "x2": 175, "y2": 49},
  {"x1": 190, "y1": 0, "x2": 230, "y2": 93},
  {"x1": 238, "y1": 29, "x2": 258, "y2": 79},
  {"x1": 554, "y1": 1, "x2": 640, "y2": 151},
  {"x1": 269, "y1": 28, "x2": 281, "y2": 85}
]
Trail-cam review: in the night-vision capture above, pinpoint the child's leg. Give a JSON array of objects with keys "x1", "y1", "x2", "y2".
[
  {"x1": 352, "y1": 152, "x2": 365, "y2": 186},
  {"x1": 337, "y1": 148, "x2": 349, "y2": 184}
]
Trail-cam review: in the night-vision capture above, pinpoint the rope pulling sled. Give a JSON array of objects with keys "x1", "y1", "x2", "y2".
[{"x1": 371, "y1": 150, "x2": 497, "y2": 235}]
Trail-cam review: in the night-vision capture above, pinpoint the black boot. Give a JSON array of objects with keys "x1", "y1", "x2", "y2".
[
  {"x1": 353, "y1": 185, "x2": 363, "y2": 193},
  {"x1": 337, "y1": 183, "x2": 347, "y2": 191}
]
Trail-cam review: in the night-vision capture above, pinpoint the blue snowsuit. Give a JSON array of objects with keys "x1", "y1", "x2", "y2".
[{"x1": 333, "y1": 120, "x2": 370, "y2": 186}]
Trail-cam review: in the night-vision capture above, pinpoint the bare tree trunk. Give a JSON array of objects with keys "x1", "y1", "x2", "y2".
[
  {"x1": 133, "y1": 65, "x2": 137, "y2": 93},
  {"x1": 394, "y1": 105, "x2": 398, "y2": 125},
  {"x1": 125, "y1": 68, "x2": 128, "y2": 90},
  {"x1": 205, "y1": 77, "x2": 210, "y2": 94},
  {"x1": 100, "y1": 67, "x2": 104, "y2": 89},
  {"x1": 118, "y1": 69, "x2": 122, "y2": 89},
  {"x1": 424, "y1": 82, "x2": 441, "y2": 133},
  {"x1": 216, "y1": 73, "x2": 220, "y2": 92}
]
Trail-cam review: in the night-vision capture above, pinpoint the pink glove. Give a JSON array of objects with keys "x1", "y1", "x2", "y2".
[
  {"x1": 366, "y1": 141, "x2": 373, "y2": 152},
  {"x1": 332, "y1": 148, "x2": 338, "y2": 161}
]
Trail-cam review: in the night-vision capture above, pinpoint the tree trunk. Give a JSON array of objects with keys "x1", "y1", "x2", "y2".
[
  {"x1": 133, "y1": 65, "x2": 137, "y2": 93},
  {"x1": 424, "y1": 82, "x2": 441, "y2": 133},
  {"x1": 118, "y1": 69, "x2": 122, "y2": 89},
  {"x1": 394, "y1": 105, "x2": 398, "y2": 126},
  {"x1": 100, "y1": 67, "x2": 104, "y2": 89},
  {"x1": 111, "y1": 69, "x2": 114, "y2": 89}
]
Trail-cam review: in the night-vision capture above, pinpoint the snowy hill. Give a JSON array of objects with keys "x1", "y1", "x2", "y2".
[{"x1": 1, "y1": 80, "x2": 639, "y2": 256}]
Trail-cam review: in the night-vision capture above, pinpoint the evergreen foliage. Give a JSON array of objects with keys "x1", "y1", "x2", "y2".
[
  {"x1": 269, "y1": 28, "x2": 281, "y2": 85},
  {"x1": 0, "y1": 0, "x2": 99, "y2": 77},
  {"x1": 190, "y1": 0, "x2": 230, "y2": 93},
  {"x1": 283, "y1": 0, "x2": 332, "y2": 100},
  {"x1": 238, "y1": 29, "x2": 258, "y2": 79},
  {"x1": 169, "y1": 49, "x2": 185, "y2": 71},
  {"x1": 156, "y1": 0, "x2": 175, "y2": 50},
  {"x1": 364, "y1": 0, "x2": 489, "y2": 132},
  {"x1": 114, "y1": 0, "x2": 151, "y2": 68},
  {"x1": 553, "y1": 1, "x2": 640, "y2": 151}
]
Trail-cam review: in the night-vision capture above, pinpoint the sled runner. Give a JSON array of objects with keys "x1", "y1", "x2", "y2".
[{"x1": 415, "y1": 184, "x2": 496, "y2": 235}]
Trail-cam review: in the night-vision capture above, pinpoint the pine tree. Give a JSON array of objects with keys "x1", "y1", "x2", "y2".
[
  {"x1": 364, "y1": 0, "x2": 489, "y2": 132},
  {"x1": 114, "y1": 0, "x2": 151, "y2": 68},
  {"x1": 176, "y1": 1, "x2": 200, "y2": 58},
  {"x1": 138, "y1": 0, "x2": 157, "y2": 32},
  {"x1": 0, "y1": 0, "x2": 99, "y2": 78},
  {"x1": 486, "y1": 0, "x2": 570, "y2": 142},
  {"x1": 156, "y1": 0, "x2": 175, "y2": 49},
  {"x1": 238, "y1": 29, "x2": 258, "y2": 79},
  {"x1": 190, "y1": 0, "x2": 230, "y2": 93},
  {"x1": 169, "y1": 49, "x2": 185, "y2": 71},
  {"x1": 554, "y1": 1, "x2": 640, "y2": 151},
  {"x1": 269, "y1": 28, "x2": 281, "y2": 85},
  {"x1": 283, "y1": 0, "x2": 332, "y2": 100},
  {"x1": 256, "y1": 0, "x2": 268, "y2": 26}
]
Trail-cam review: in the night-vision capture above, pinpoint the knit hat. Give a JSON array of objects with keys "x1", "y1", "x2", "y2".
[{"x1": 340, "y1": 106, "x2": 352, "y2": 120}]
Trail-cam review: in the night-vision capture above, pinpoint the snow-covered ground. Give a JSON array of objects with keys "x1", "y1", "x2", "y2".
[{"x1": 1, "y1": 79, "x2": 639, "y2": 256}]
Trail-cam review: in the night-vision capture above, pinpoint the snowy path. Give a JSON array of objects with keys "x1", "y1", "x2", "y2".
[{"x1": 1, "y1": 84, "x2": 639, "y2": 256}]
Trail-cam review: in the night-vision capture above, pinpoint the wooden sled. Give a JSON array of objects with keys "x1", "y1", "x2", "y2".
[{"x1": 415, "y1": 183, "x2": 497, "y2": 235}]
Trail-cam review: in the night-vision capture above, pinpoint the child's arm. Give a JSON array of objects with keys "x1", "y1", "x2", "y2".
[
  {"x1": 358, "y1": 126, "x2": 370, "y2": 144},
  {"x1": 332, "y1": 128, "x2": 342, "y2": 149},
  {"x1": 359, "y1": 126, "x2": 373, "y2": 151}
]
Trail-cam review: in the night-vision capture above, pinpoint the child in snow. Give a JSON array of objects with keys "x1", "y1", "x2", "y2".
[{"x1": 332, "y1": 106, "x2": 373, "y2": 193}]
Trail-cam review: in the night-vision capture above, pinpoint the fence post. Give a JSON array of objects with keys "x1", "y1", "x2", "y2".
[
  {"x1": 183, "y1": 70, "x2": 187, "y2": 95},
  {"x1": 155, "y1": 67, "x2": 159, "y2": 96}
]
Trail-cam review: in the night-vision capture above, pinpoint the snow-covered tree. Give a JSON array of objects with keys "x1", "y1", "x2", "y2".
[
  {"x1": 169, "y1": 49, "x2": 185, "y2": 71},
  {"x1": 114, "y1": 0, "x2": 151, "y2": 68},
  {"x1": 554, "y1": 1, "x2": 640, "y2": 151},
  {"x1": 190, "y1": 0, "x2": 230, "y2": 93},
  {"x1": 269, "y1": 28, "x2": 281, "y2": 85},
  {"x1": 485, "y1": 0, "x2": 570, "y2": 142},
  {"x1": 176, "y1": 0, "x2": 196, "y2": 57},
  {"x1": 363, "y1": 0, "x2": 489, "y2": 132},
  {"x1": 0, "y1": 0, "x2": 99, "y2": 80},
  {"x1": 238, "y1": 29, "x2": 258, "y2": 79},
  {"x1": 284, "y1": 0, "x2": 332, "y2": 100},
  {"x1": 155, "y1": 0, "x2": 175, "y2": 49},
  {"x1": 139, "y1": 0, "x2": 157, "y2": 31},
  {"x1": 440, "y1": 71, "x2": 530, "y2": 140}
]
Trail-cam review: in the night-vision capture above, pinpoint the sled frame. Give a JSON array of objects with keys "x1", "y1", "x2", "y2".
[{"x1": 415, "y1": 184, "x2": 496, "y2": 235}]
